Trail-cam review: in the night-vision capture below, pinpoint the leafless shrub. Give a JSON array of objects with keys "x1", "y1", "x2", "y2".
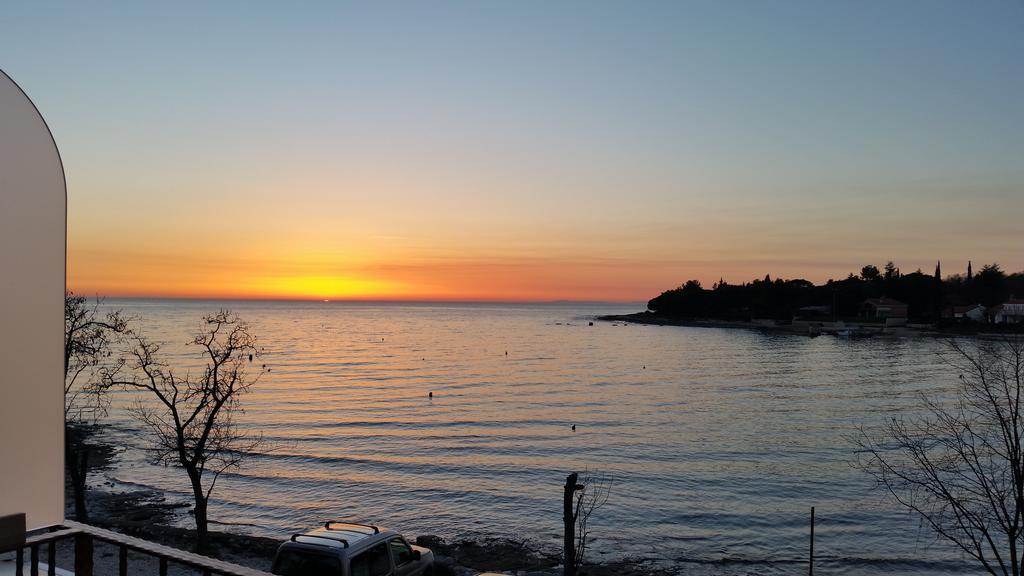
[
  {"x1": 573, "y1": 471, "x2": 612, "y2": 572},
  {"x1": 857, "y1": 338, "x2": 1024, "y2": 576}
]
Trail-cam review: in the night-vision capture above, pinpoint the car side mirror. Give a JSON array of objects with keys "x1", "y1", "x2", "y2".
[{"x1": 412, "y1": 550, "x2": 421, "y2": 561}]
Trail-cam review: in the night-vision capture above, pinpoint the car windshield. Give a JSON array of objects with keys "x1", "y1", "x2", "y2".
[{"x1": 272, "y1": 549, "x2": 343, "y2": 576}]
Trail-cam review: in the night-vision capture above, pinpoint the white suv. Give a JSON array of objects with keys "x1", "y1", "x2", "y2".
[{"x1": 271, "y1": 522, "x2": 435, "y2": 576}]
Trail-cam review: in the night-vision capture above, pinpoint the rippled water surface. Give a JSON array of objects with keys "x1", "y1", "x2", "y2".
[{"x1": 98, "y1": 300, "x2": 976, "y2": 574}]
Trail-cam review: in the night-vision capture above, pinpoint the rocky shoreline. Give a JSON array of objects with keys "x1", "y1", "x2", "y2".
[
  {"x1": 74, "y1": 485, "x2": 676, "y2": 576},
  {"x1": 599, "y1": 311, "x2": 1024, "y2": 338},
  {"x1": 66, "y1": 427, "x2": 679, "y2": 576},
  {"x1": 599, "y1": 312, "x2": 780, "y2": 332}
]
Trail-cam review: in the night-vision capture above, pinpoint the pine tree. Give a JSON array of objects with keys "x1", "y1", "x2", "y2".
[{"x1": 884, "y1": 261, "x2": 897, "y2": 280}]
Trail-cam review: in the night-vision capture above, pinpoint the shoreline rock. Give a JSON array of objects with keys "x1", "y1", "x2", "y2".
[
  {"x1": 69, "y1": 447, "x2": 674, "y2": 575},
  {"x1": 597, "y1": 312, "x2": 793, "y2": 333}
]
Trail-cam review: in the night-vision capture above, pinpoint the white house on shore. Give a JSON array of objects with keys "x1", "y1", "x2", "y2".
[
  {"x1": 942, "y1": 304, "x2": 986, "y2": 322},
  {"x1": 994, "y1": 299, "x2": 1024, "y2": 324}
]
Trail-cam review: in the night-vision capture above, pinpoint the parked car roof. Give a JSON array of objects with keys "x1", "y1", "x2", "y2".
[{"x1": 288, "y1": 522, "x2": 395, "y2": 553}]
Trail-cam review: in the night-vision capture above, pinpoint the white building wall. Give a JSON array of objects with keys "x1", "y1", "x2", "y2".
[{"x1": 0, "y1": 70, "x2": 66, "y2": 530}]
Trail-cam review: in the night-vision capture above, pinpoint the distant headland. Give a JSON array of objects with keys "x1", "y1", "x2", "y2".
[{"x1": 601, "y1": 261, "x2": 1024, "y2": 336}]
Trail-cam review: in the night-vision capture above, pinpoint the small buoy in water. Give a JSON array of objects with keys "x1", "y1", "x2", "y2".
[
  {"x1": 643, "y1": 365, "x2": 646, "y2": 369},
  {"x1": 429, "y1": 391, "x2": 433, "y2": 398},
  {"x1": 571, "y1": 424, "x2": 576, "y2": 431},
  {"x1": 505, "y1": 351, "x2": 508, "y2": 356},
  {"x1": 248, "y1": 354, "x2": 253, "y2": 362},
  {"x1": 262, "y1": 364, "x2": 266, "y2": 369},
  {"x1": 588, "y1": 321, "x2": 593, "y2": 326}
]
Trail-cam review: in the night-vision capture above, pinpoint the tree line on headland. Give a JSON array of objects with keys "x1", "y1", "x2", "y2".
[{"x1": 648, "y1": 261, "x2": 1024, "y2": 322}]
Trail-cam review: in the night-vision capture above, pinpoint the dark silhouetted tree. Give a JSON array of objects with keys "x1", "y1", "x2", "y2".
[
  {"x1": 932, "y1": 261, "x2": 945, "y2": 318},
  {"x1": 646, "y1": 263, "x2": 1023, "y2": 324},
  {"x1": 884, "y1": 261, "x2": 898, "y2": 281},
  {"x1": 104, "y1": 310, "x2": 266, "y2": 549},
  {"x1": 64, "y1": 292, "x2": 130, "y2": 522},
  {"x1": 976, "y1": 264, "x2": 1009, "y2": 308},
  {"x1": 861, "y1": 265, "x2": 881, "y2": 282}
]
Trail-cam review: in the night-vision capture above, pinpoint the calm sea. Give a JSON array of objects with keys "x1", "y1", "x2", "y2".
[{"x1": 96, "y1": 299, "x2": 976, "y2": 575}]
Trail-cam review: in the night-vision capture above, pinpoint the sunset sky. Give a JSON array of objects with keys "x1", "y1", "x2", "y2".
[{"x1": 2, "y1": 2, "x2": 1022, "y2": 301}]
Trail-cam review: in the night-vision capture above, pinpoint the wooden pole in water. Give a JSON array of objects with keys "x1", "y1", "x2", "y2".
[
  {"x1": 809, "y1": 506, "x2": 815, "y2": 576},
  {"x1": 564, "y1": 473, "x2": 584, "y2": 576}
]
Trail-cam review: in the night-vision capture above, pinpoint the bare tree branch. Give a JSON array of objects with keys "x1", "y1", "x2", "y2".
[
  {"x1": 856, "y1": 338, "x2": 1024, "y2": 576},
  {"x1": 572, "y1": 471, "x2": 612, "y2": 572},
  {"x1": 64, "y1": 291, "x2": 132, "y2": 522},
  {"x1": 106, "y1": 310, "x2": 267, "y2": 550}
]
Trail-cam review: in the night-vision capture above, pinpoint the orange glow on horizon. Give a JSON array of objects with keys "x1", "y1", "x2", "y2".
[
  {"x1": 67, "y1": 247, "x2": 669, "y2": 302},
  {"x1": 71, "y1": 241, "x2": 996, "y2": 303}
]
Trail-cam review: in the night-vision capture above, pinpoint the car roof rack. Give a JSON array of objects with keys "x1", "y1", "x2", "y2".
[
  {"x1": 291, "y1": 533, "x2": 349, "y2": 548},
  {"x1": 324, "y1": 521, "x2": 379, "y2": 534}
]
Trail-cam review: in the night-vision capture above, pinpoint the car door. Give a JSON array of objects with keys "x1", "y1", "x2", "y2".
[
  {"x1": 349, "y1": 542, "x2": 393, "y2": 576},
  {"x1": 272, "y1": 549, "x2": 343, "y2": 576},
  {"x1": 388, "y1": 537, "x2": 422, "y2": 576}
]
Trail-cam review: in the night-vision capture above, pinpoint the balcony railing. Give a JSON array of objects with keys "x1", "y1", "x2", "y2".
[{"x1": 3, "y1": 520, "x2": 274, "y2": 576}]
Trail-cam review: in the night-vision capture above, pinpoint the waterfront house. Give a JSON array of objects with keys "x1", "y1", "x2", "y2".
[
  {"x1": 994, "y1": 299, "x2": 1024, "y2": 324},
  {"x1": 941, "y1": 304, "x2": 986, "y2": 322},
  {"x1": 860, "y1": 298, "x2": 909, "y2": 320}
]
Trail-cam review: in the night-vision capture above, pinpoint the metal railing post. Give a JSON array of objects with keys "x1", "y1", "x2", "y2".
[
  {"x1": 119, "y1": 544, "x2": 128, "y2": 576},
  {"x1": 74, "y1": 533, "x2": 93, "y2": 576},
  {"x1": 47, "y1": 541, "x2": 56, "y2": 576}
]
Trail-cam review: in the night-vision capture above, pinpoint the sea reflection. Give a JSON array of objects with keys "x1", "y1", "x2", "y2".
[{"x1": 97, "y1": 300, "x2": 974, "y2": 575}]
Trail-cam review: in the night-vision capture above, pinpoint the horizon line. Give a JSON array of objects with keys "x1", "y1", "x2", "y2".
[{"x1": 80, "y1": 294, "x2": 646, "y2": 306}]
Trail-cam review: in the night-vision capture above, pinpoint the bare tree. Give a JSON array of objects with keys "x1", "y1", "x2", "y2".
[
  {"x1": 573, "y1": 472, "x2": 612, "y2": 573},
  {"x1": 857, "y1": 339, "x2": 1024, "y2": 576},
  {"x1": 64, "y1": 291, "x2": 130, "y2": 522},
  {"x1": 563, "y1": 471, "x2": 612, "y2": 576},
  {"x1": 104, "y1": 310, "x2": 266, "y2": 549}
]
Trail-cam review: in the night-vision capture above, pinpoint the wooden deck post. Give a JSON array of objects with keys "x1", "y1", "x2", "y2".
[
  {"x1": 809, "y1": 506, "x2": 815, "y2": 576},
  {"x1": 563, "y1": 472, "x2": 584, "y2": 576}
]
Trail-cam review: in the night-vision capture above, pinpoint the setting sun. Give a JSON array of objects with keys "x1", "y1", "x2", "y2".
[{"x1": 260, "y1": 275, "x2": 407, "y2": 301}]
